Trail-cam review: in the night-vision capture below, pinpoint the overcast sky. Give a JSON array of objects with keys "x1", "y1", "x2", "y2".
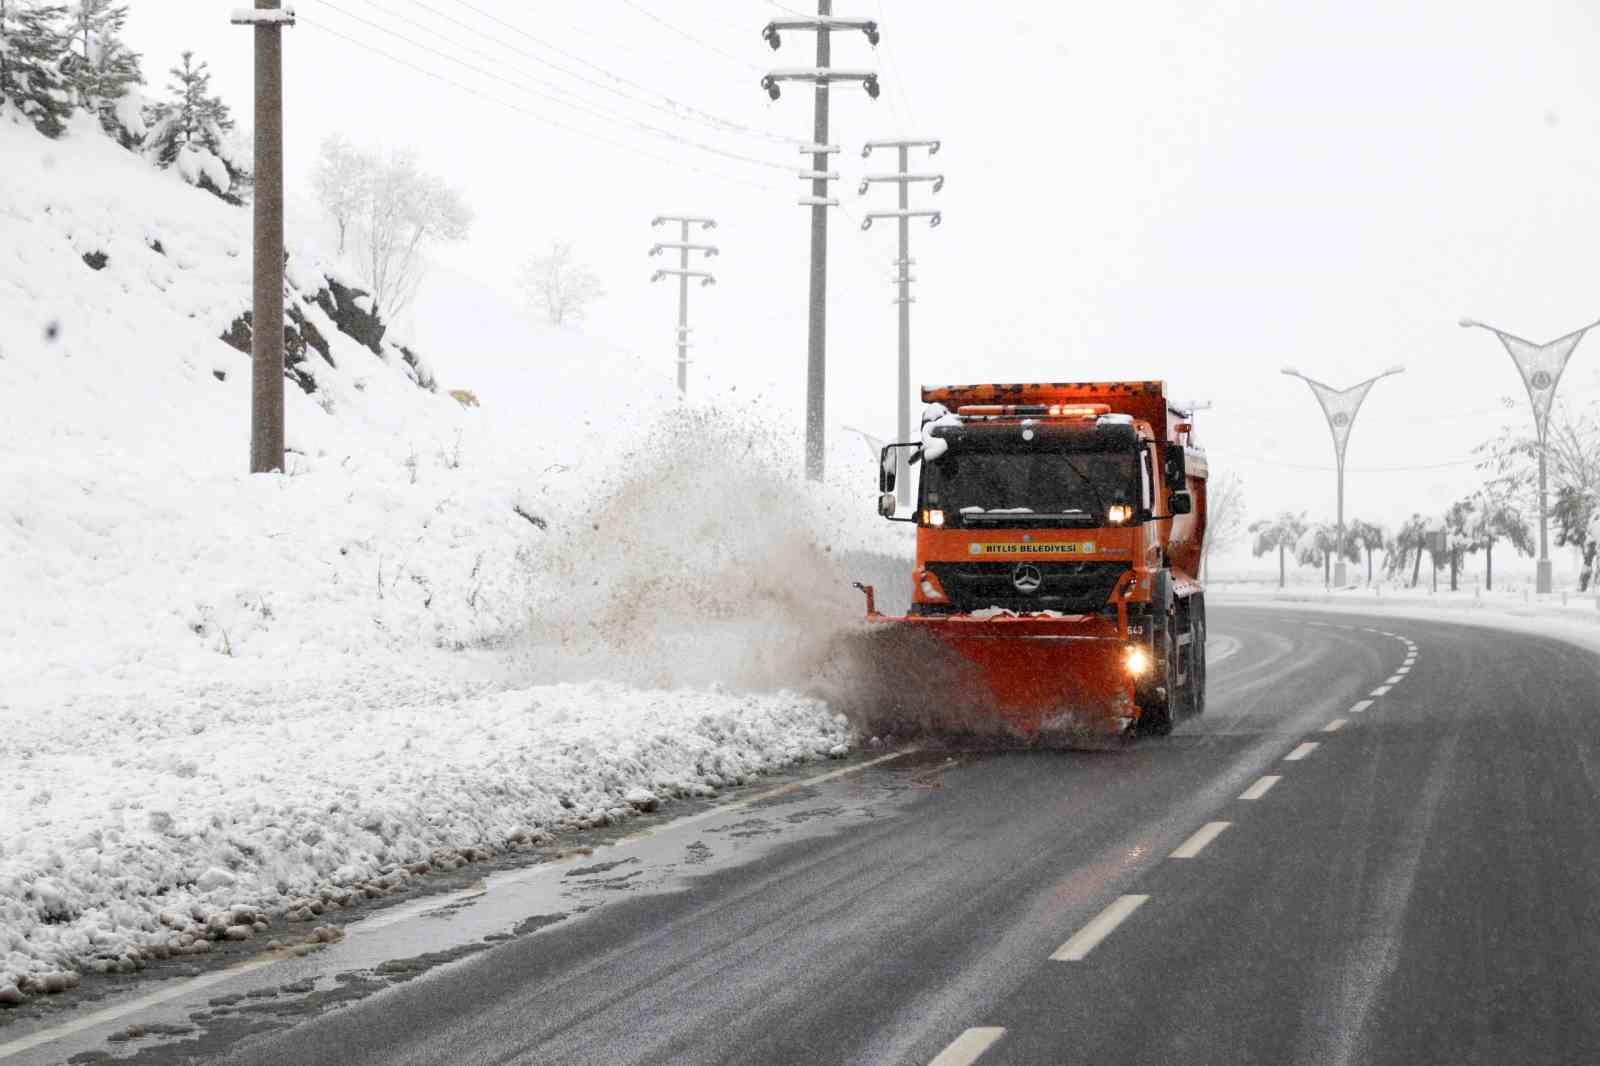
[{"x1": 124, "y1": 1, "x2": 1600, "y2": 554}]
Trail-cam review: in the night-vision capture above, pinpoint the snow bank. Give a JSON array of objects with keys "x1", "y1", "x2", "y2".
[
  {"x1": 1210, "y1": 583, "x2": 1600, "y2": 656},
  {"x1": 0, "y1": 677, "x2": 846, "y2": 991}
]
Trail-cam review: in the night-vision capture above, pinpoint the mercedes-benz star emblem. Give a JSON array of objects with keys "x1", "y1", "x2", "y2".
[{"x1": 1011, "y1": 563, "x2": 1043, "y2": 594}]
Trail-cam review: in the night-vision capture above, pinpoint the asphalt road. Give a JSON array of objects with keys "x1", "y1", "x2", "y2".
[{"x1": 8, "y1": 605, "x2": 1600, "y2": 1065}]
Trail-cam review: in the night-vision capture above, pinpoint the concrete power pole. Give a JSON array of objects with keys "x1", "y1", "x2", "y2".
[
  {"x1": 860, "y1": 138, "x2": 942, "y2": 506},
  {"x1": 649, "y1": 216, "x2": 718, "y2": 397},
  {"x1": 231, "y1": 1, "x2": 293, "y2": 474},
  {"x1": 761, "y1": 8, "x2": 881, "y2": 482}
]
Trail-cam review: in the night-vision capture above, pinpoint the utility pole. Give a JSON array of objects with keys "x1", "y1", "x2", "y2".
[
  {"x1": 230, "y1": 1, "x2": 292, "y2": 474},
  {"x1": 1460, "y1": 316, "x2": 1600, "y2": 595},
  {"x1": 1281, "y1": 365, "x2": 1404, "y2": 588},
  {"x1": 649, "y1": 216, "x2": 717, "y2": 397},
  {"x1": 761, "y1": 8, "x2": 880, "y2": 481},
  {"x1": 860, "y1": 138, "x2": 941, "y2": 506}
]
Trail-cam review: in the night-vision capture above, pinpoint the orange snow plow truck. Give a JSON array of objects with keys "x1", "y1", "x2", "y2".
[{"x1": 857, "y1": 381, "x2": 1208, "y2": 740}]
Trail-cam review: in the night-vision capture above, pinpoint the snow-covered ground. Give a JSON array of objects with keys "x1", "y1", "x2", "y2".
[
  {"x1": 1210, "y1": 580, "x2": 1600, "y2": 658},
  {"x1": 0, "y1": 118, "x2": 911, "y2": 999}
]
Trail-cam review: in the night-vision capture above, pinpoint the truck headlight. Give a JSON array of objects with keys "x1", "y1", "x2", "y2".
[
  {"x1": 921, "y1": 508, "x2": 945, "y2": 527},
  {"x1": 1124, "y1": 645, "x2": 1151, "y2": 676},
  {"x1": 1108, "y1": 504, "x2": 1133, "y2": 525}
]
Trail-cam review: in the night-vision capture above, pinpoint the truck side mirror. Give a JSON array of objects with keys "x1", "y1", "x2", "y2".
[
  {"x1": 876, "y1": 443, "x2": 920, "y2": 523},
  {"x1": 1163, "y1": 448, "x2": 1187, "y2": 491},
  {"x1": 1168, "y1": 490, "x2": 1192, "y2": 516}
]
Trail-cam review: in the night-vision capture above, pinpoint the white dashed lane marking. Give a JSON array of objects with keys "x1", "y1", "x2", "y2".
[
  {"x1": 1284, "y1": 742, "x2": 1319, "y2": 761},
  {"x1": 1397, "y1": 667, "x2": 1410, "y2": 675},
  {"x1": 1371, "y1": 685, "x2": 1392, "y2": 696},
  {"x1": 1170, "y1": 822, "x2": 1231, "y2": 859},
  {"x1": 1239, "y1": 775, "x2": 1280, "y2": 800},
  {"x1": 1385, "y1": 674, "x2": 1403, "y2": 685},
  {"x1": 1322, "y1": 718, "x2": 1348, "y2": 733},
  {"x1": 1051, "y1": 895, "x2": 1149, "y2": 961},
  {"x1": 1349, "y1": 699, "x2": 1374, "y2": 714},
  {"x1": 928, "y1": 1028, "x2": 1007, "y2": 1066}
]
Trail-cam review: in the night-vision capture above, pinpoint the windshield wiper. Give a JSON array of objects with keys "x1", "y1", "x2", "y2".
[{"x1": 1059, "y1": 457, "x2": 1107, "y2": 517}]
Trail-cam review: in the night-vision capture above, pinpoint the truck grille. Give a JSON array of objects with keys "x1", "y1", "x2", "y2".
[{"x1": 925, "y1": 560, "x2": 1127, "y2": 614}]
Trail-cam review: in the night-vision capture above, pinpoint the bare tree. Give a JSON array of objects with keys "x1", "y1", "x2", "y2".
[
  {"x1": 1201, "y1": 471, "x2": 1245, "y2": 582},
  {"x1": 355, "y1": 150, "x2": 472, "y2": 320},
  {"x1": 519, "y1": 242, "x2": 604, "y2": 327},
  {"x1": 310, "y1": 134, "x2": 373, "y2": 255}
]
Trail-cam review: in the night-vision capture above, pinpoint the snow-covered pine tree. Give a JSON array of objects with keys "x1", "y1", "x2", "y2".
[
  {"x1": 0, "y1": 0, "x2": 74, "y2": 139},
  {"x1": 145, "y1": 50, "x2": 242, "y2": 201},
  {"x1": 64, "y1": 0, "x2": 141, "y2": 143}
]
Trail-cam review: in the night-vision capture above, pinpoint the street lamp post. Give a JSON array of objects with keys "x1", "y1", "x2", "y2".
[
  {"x1": 1459, "y1": 317, "x2": 1600, "y2": 595},
  {"x1": 1281, "y1": 365, "x2": 1405, "y2": 588}
]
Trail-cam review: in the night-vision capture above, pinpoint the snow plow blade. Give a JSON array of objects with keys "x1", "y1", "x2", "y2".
[{"x1": 850, "y1": 610, "x2": 1140, "y2": 743}]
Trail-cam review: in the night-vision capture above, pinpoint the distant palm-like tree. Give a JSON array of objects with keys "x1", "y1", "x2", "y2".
[
  {"x1": 1452, "y1": 490, "x2": 1533, "y2": 591},
  {"x1": 1348, "y1": 520, "x2": 1386, "y2": 585},
  {"x1": 1250, "y1": 512, "x2": 1308, "y2": 589},
  {"x1": 1296, "y1": 522, "x2": 1360, "y2": 588},
  {"x1": 1386, "y1": 514, "x2": 1429, "y2": 588}
]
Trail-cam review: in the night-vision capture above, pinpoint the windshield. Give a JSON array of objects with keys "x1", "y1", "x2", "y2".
[{"x1": 919, "y1": 447, "x2": 1138, "y2": 526}]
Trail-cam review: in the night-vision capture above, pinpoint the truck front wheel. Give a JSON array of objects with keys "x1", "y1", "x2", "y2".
[{"x1": 1136, "y1": 615, "x2": 1179, "y2": 737}]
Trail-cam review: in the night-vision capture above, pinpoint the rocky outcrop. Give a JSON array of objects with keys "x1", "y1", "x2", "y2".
[
  {"x1": 219, "y1": 273, "x2": 434, "y2": 395},
  {"x1": 314, "y1": 279, "x2": 384, "y2": 355}
]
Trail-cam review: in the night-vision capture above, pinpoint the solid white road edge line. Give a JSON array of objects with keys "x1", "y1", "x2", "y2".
[
  {"x1": 1371, "y1": 685, "x2": 1392, "y2": 696},
  {"x1": 1239, "y1": 775, "x2": 1280, "y2": 800},
  {"x1": 0, "y1": 747, "x2": 920, "y2": 1061},
  {"x1": 1051, "y1": 895, "x2": 1150, "y2": 961},
  {"x1": 928, "y1": 1027, "x2": 1007, "y2": 1066},
  {"x1": 1170, "y1": 822, "x2": 1231, "y2": 859},
  {"x1": 1349, "y1": 700, "x2": 1374, "y2": 714},
  {"x1": 1284, "y1": 742, "x2": 1319, "y2": 761},
  {"x1": 1323, "y1": 719, "x2": 1348, "y2": 733}
]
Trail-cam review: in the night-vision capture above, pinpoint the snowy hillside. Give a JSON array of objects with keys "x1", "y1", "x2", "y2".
[{"x1": 0, "y1": 114, "x2": 666, "y2": 689}]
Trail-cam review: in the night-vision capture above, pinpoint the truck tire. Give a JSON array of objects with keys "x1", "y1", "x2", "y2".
[{"x1": 1137, "y1": 611, "x2": 1178, "y2": 737}]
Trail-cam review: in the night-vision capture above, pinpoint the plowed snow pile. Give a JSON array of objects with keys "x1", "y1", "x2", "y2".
[{"x1": 0, "y1": 118, "x2": 907, "y2": 999}]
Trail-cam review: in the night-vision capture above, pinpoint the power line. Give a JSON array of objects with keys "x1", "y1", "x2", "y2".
[
  {"x1": 870, "y1": 0, "x2": 918, "y2": 131},
  {"x1": 1207, "y1": 448, "x2": 1481, "y2": 474},
  {"x1": 442, "y1": 0, "x2": 807, "y2": 148},
  {"x1": 299, "y1": 15, "x2": 782, "y2": 192},
  {"x1": 317, "y1": 2, "x2": 793, "y2": 174},
  {"x1": 618, "y1": 0, "x2": 764, "y2": 74}
]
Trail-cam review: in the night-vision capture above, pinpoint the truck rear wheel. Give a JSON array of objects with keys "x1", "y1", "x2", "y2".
[{"x1": 1187, "y1": 599, "x2": 1207, "y2": 717}]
